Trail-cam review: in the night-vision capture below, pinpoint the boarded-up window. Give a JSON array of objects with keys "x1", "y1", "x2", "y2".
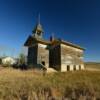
[
  {"x1": 73, "y1": 65, "x2": 76, "y2": 71},
  {"x1": 79, "y1": 65, "x2": 81, "y2": 70}
]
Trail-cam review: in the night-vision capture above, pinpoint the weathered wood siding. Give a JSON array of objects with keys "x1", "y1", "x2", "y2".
[
  {"x1": 49, "y1": 45, "x2": 61, "y2": 71},
  {"x1": 61, "y1": 44, "x2": 84, "y2": 64},
  {"x1": 27, "y1": 45, "x2": 38, "y2": 65},
  {"x1": 61, "y1": 44, "x2": 84, "y2": 71},
  {"x1": 37, "y1": 43, "x2": 49, "y2": 68}
]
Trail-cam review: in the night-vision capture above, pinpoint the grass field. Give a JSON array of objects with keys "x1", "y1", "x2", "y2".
[
  {"x1": 85, "y1": 62, "x2": 100, "y2": 71},
  {"x1": 0, "y1": 67, "x2": 100, "y2": 100}
]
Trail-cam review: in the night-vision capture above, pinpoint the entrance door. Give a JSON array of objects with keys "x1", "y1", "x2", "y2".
[
  {"x1": 67, "y1": 65, "x2": 70, "y2": 71},
  {"x1": 41, "y1": 61, "x2": 45, "y2": 66}
]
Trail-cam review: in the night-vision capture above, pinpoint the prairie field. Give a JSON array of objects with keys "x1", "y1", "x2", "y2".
[
  {"x1": 0, "y1": 67, "x2": 100, "y2": 100},
  {"x1": 85, "y1": 62, "x2": 100, "y2": 71}
]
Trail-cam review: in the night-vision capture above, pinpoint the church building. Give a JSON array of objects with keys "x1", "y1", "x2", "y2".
[{"x1": 24, "y1": 17, "x2": 85, "y2": 72}]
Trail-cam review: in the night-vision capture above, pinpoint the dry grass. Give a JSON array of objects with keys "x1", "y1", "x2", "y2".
[
  {"x1": 0, "y1": 68, "x2": 100, "y2": 100},
  {"x1": 85, "y1": 62, "x2": 100, "y2": 71}
]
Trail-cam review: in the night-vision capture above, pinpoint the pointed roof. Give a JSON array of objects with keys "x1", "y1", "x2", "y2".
[
  {"x1": 32, "y1": 14, "x2": 44, "y2": 34},
  {"x1": 32, "y1": 23, "x2": 44, "y2": 33}
]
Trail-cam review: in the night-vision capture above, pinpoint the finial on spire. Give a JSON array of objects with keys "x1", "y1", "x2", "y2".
[
  {"x1": 32, "y1": 13, "x2": 44, "y2": 38},
  {"x1": 38, "y1": 13, "x2": 40, "y2": 24}
]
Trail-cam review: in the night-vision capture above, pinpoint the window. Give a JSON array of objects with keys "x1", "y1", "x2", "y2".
[
  {"x1": 79, "y1": 65, "x2": 81, "y2": 70},
  {"x1": 73, "y1": 65, "x2": 76, "y2": 71}
]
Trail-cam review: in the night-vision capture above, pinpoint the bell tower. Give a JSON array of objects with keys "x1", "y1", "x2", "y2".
[{"x1": 32, "y1": 14, "x2": 44, "y2": 39}]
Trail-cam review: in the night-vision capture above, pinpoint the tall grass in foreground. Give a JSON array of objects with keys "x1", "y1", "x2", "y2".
[{"x1": 0, "y1": 68, "x2": 100, "y2": 100}]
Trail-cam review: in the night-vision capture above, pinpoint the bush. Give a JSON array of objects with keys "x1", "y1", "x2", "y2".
[{"x1": 19, "y1": 53, "x2": 26, "y2": 65}]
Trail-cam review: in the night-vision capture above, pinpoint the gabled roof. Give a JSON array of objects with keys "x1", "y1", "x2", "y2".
[
  {"x1": 24, "y1": 36, "x2": 85, "y2": 50},
  {"x1": 1, "y1": 56, "x2": 15, "y2": 60},
  {"x1": 24, "y1": 35, "x2": 50, "y2": 46},
  {"x1": 61, "y1": 40, "x2": 85, "y2": 50},
  {"x1": 51, "y1": 39, "x2": 85, "y2": 50}
]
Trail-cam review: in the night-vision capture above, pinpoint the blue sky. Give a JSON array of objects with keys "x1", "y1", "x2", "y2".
[{"x1": 0, "y1": 0, "x2": 100, "y2": 62}]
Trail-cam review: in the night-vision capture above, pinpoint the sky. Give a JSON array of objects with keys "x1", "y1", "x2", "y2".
[{"x1": 0, "y1": 0, "x2": 100, "y2": 62}]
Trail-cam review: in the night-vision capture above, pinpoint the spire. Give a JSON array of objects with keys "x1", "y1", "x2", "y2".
[
  {"x1": 32, "y1": 13, "x2": 44, "y2": 39},
  {"x1": 38, "y1": 13, "x2": 40, "y2": 24}
]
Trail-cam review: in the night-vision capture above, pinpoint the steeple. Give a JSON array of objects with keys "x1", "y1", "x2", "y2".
[{"x1": 32, "y1": 14, "x2": 44, "y2": 39}]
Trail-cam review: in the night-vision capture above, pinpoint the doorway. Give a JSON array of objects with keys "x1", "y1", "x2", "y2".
[
  {"x1": 67, "y1": 65, "x2": 70, "y2": 71},
  {"x1": 41, "y1": 61, "x2": 45, "y2": 66}
]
